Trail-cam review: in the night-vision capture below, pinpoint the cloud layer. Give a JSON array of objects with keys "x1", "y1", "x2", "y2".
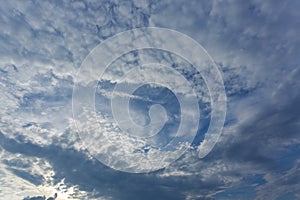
[{"x1": 0, "y1": 0, "x2": 299, "y2": 199}]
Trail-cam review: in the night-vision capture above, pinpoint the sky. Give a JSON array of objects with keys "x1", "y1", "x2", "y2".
[{"x1": 0, "y1": 0, "x2": 299, "y2": 199}]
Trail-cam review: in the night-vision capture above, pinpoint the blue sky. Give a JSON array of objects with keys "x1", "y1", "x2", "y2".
[{"x1": 0, "y1": 0, "x2": 299, "y2": 199}]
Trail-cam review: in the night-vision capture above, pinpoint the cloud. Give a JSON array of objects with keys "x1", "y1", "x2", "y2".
[
  {"x1": 0, "y1": 131, "x2": 229, "y2": 199},
  {"x1": 1, "y1": 0, "x2": 300, "y2": 199},
  {"x1": 256, "y1": 160, "x2": 300, "y2": 200}
]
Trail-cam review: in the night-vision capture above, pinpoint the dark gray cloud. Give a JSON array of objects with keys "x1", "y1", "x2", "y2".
[{"x1": 1, "y1": 131, "x2": 226, "y2": 200}]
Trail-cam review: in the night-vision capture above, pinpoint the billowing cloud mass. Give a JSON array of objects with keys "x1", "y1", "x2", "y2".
[{"x1": 0, "y1": 0, "x2": 299, "y2": 199}]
